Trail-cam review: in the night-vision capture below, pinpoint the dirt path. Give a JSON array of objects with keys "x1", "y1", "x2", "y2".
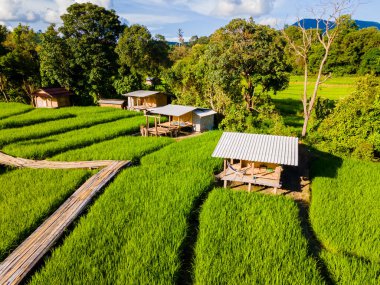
[{"x1": 0, "y1": 152, "x2": 131, "y2": 285}]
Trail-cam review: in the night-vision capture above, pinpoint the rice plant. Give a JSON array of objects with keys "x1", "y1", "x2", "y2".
[
  {"x1": 320, "y1": 250, "x2": 380, "y2": 284},
  {"x1": 52, "y1": 136, "x2": 174, "y2": 163},
  {"x1": 29, "y1": 131, "x2": 222, "y2": 284},
  {"x1": 310, "y1": 155, "x2": 380, "y2": 263},
  {"x1": 193, "y1": 189, "x2": 325, "y2": 284},
  {"x1": 3, "y1": 116, "x2": 147, "y2": 159},
  {"x1": 0, "y1": 108, "x2": 77, "y2": 129},
  {"x1": 0, "y1": 109, "x2": 137, "y2": 147},
  {"x1": 0, "y1": 102, "x2": 33, "y2": 119},
  {"x1": 0, "y1": 168, "x2": 91, "y2": 261}
]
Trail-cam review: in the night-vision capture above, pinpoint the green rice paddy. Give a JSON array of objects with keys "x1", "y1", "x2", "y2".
[
  {"x1": 0, "y1": 102, "x2": 378, "y2": 284},
  {"x1": 0, "y1": 168, "x2": 91, "y2": 261},
  {"x1": 194, "y1": 189, "x2": 324, "y2": 284}
]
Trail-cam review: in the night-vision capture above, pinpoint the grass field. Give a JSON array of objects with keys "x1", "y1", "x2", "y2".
[
  {"x1": 194, "y1": 189, "x2": 324, "y2": 284},
  {"x1": 310, "y1": 154, "x2": 380, "y2": 262},
  {"x1": 51, "y1": 136, "x2": 174, "y2": 163},
  {"x1": 29, "y1": 131, "x2": 222, "y2": 284},
  {"x1": 272, "y1": 76, "x2": 356, "y2": 131},
  {"x1": 0, "y1": 102, "x2": 33, "y2": 119},
  {"x1": 320, "y1": 250, "x2": 380, "y2": 285},
  {"x1": 0, "y1": 168, "x2": 91, "y2": 261},
  {"x1": 2, "y1": 116, "x2": 147, "y2": 159},
  {"x1": 0, "y1": 109, "x2": 138, "y2": 147},
  {"x1": 0, "y1": 102, "x2": 378, "y2": 283}
]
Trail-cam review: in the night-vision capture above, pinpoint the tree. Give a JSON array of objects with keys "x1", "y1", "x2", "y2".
[
  {"x1": 115, "y1": 24, "x2": 170, "y2": 93},
  {"x1": 58, "y1": 2, "x2": 123, "y2": 103},
  {"x1": 312, "y1": 75, "x2": 380, "y2": 160},
  {"x1": 283, "y1": 0, "x2": 355, "y2": 137},
  {"x1": 166, "y1": 18, "x2": 292, "y2": 134},
  {"x1": 205, "y1": 18, "x2": 290, "y2": 111},
  {"x1": 0, "y1": 24, "x2": 40, "y2": 103},
  {"x1": 39, "y1": 24, "x2": 71, "y2": 88}
]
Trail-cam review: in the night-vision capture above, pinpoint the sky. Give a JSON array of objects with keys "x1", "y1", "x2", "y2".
[{"x1": 0, "y1": 0, "x2": 379, "y2": 41}]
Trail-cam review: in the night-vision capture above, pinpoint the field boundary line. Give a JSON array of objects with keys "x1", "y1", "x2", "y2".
[{"x1": 0, "y1": 151, "x2": 131, "y2": 285}]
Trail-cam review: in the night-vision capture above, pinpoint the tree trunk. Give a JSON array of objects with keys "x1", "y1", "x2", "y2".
[
  {"x1": 301, "y1": 112, "x2": 310, "y2": 137},
  {"x1": 301, "y1": 46, "x2": 330, "y2": 137}
]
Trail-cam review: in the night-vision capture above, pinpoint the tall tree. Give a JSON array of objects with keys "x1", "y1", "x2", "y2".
[
  {"x1": 283, "y1": 0, "x2": 355, "y2": 137},
  {"x1": 39, "y1": 24, "x2": 71, "y2": 88},
  {"x1": 166, "y1": 18, "x2": 291, "y2": 134},
  {"x1": 115, "y1": 24, "x2": 170, "y2": 93},
  {"x1": 0, "y1": 24, "x2": 40, "y2": 103},
  {"x1": 205, "y1": 18, "x2": 290, "y2": 111},
  {"x1": 58, "y1": 3, "x2": 123, "y2": 103}
]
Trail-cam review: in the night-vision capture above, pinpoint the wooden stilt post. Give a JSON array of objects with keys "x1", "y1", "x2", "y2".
[
  {"x1": 274, "y1": 187, "x2": 277, "y2": 194},
  {"x1": 223, "y1": 159, "x2": 227, "y2": 176},
  {"x1": 240, "y1": 159, "x2": 243, "y2": 170},
  {"x1": 154, "y1": 117, "x2": 158, "y2": 137},
  {"x1": 248, "y1": 183, "x2": 252, "y2": 192},
  {"x1": 224, "y1": 180, "x2": 227, "y2": 188},
  {"x1": 146, "y1": 116, "x2": 149, "y2": 137}
]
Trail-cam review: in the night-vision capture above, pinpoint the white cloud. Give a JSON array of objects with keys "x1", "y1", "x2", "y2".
[
  {"x1": 120, "y1": 13, "x2": 187, "y2": 25},
  {"x1": 0, "y1": 0, "x2": 113, "y2": 24},
  {"x1": 258, "y1": 17, "x2": 279, "y2": 27},
  {"x1": 0, "y1": 0, "x2": 39, "y2": 22},
  {"x1": 137, "y1": 0, "x2": 277, "y2": 17}
]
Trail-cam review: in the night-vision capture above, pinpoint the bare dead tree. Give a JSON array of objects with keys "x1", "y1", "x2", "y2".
[{"x1": 283, "y1": 0, "x2": 355, "y2": 137}]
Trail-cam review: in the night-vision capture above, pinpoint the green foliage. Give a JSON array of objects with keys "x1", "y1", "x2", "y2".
[
  {"x1": 0, "y1": 168, "x2": 90, "y2": 261},
  {"x1": 45, "y1": 3, "x2": 123, "y2": 104},
  {"x1": 3, "y1": 115, "x2": 146, "y2": 159},
  {"x1": 166, "y1": 18, "x2": 290, "y2": 132},
  {"x1": 320, "y1": 250, "x2": 380, "y2": 284},
  {"x1": 115, "y1": 24, "x2": 170, "y2": 92},
  {"x1": 0, "y1": 102, "x2": 32, "y2": 119},
  {"x1": 359, "y1": 47, "x2": 380, "y2": 75},
  {"x1": 52, "y1": 136, "x2": 173, "y2": 163},
  {"x1": 310, "y1": 155, "x2": 380, "y2": 263},
  {"x1": 0, "y1": 24, "x2": 40, "y2": 103},
  {"x1": 0, "y1": 107, "x2": 137, "y2": 147},
  {"x1": 39, "y1": 25, "x2": 71, "y2": 87},
  {"x1": 312, "y1": 76, "x2": 380, "y2": 159},
  {"x1": 29, "y1": 132, "x2": 221, "y2": 284},
  {"x1": 194, "y1": 189, "x2": 324, "y2": 284}
]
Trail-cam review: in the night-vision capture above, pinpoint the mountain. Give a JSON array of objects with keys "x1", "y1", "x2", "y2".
[{"x1": 292, "y1": 18, "x2": 380, "y2": 30}]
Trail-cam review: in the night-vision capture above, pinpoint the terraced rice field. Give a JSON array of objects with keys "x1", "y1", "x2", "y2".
[{"x1": 0, "y1": 103, "x2": 378, "y2": 284}]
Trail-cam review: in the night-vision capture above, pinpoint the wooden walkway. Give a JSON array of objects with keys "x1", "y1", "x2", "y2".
[
  {"x1": 0, "y1": 151, "x2": 113, "y2": 169},
  {"x1": 0, "y1": 152, "x2": 131, "y2": 285}
]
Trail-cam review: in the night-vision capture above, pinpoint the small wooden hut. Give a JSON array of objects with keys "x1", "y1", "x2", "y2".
[
  {"x1": 212, "y1": 132, "x2": 299, "y2": 193},
  {"x1": 31, "y1": 87, "x2": 73, "y2": 108},
  {"x1": 98, "y1": 99, "x2": 127, "y2": 109},
  {"x1": 123, "y1": 90, "x2": 167, "y2": 111},
  {"x1": 142, "y1": 104, "x2": 216, "y2": 137}
]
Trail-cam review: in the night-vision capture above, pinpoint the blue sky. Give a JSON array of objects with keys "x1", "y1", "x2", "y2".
[{"x1": 0, "y1": 0, "x2": 379, "y2": 41}]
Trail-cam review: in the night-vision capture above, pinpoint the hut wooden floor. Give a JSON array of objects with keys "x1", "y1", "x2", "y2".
[
  {"x1": 0, "y1": 152, "x2": 131, "y2": 285},
  {"x1": 217, "y1": 167, "x2": 281, "y2": 191}
]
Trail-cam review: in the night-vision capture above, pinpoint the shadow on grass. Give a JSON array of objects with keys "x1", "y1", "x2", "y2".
[
  {"x1": 309, "y1": 147, "x2": 343, "y2": 179},
  {"x1": 294, "y1": 147, "x2": 343, "y2": 285},
  {"x1": 272, "y1": 98, "x2": 304, "y2": 128}
]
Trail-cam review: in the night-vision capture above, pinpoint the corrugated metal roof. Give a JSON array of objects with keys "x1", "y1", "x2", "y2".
[
  {"x1": 123, "y1": 90, "x2": 160, "y2": 98},
  {"x1": 193, "y1": 109, "x2": 217, "y2": 117},
  {"x1": 212, "y1": 132, "x2": 299, "y2": 166},
  {"x1": 98, "y1": 99, "x2": 126, "y2": 105},
  {"x1": 148, "y1": 104, "x2": 198, "y2": 117}
]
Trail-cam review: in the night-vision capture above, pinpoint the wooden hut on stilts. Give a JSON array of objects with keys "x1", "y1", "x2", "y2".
[{"x1": 212, "y1": 132, "x2": 299, "y2": 193}]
